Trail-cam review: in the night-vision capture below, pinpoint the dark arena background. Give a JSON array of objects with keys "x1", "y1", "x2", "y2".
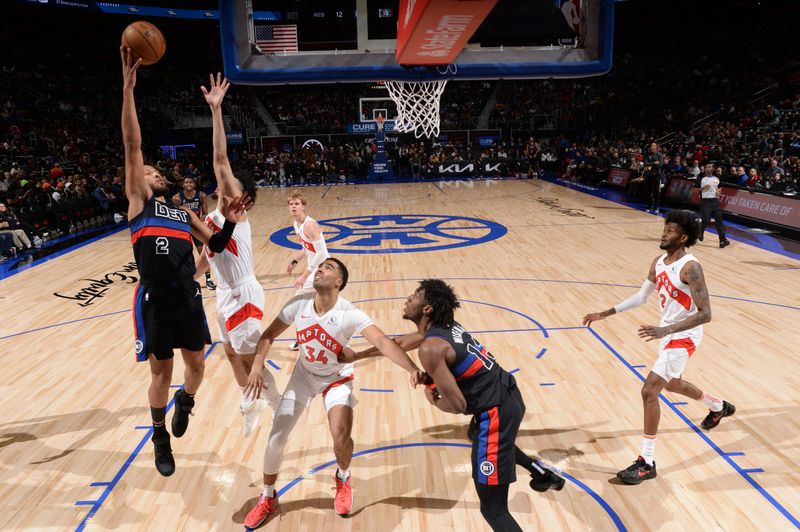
[{"x1": 1, "y1": 1, "x2": 799, "y2": 531}]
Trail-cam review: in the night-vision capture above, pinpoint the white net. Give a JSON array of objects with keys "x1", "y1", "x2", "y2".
[{"x1": 384, "y1": 80, "x2": 448, "y2": 138}]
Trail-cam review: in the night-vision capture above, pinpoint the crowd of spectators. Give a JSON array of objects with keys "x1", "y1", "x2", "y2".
[{"x1": 2, "y1": 2, "x2": 799, "y2": 262}]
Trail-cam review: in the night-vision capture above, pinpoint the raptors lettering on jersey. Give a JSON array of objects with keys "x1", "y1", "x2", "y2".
[{"x1": 297, "y1": 322, "x2": 343, "y2": 355}]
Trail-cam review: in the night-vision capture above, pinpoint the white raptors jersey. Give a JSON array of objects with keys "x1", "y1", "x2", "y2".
[
  {"x1": 205, "y1": 210, "x2": 255, "y2": 288},
  {"x1": 278, "y1": 293, "x2": 373, "y2": 378},
  {"x1": 293, "y1": 216, "x2": 329, "y2": 268},
  {"x1": 655, "y1": 253, "x2": 702, "y2": 332}
]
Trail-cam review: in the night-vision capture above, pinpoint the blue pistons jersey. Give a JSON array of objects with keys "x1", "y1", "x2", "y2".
[
  {"x1": 130, "y1": 195, "x2": 196, "y2": 284},
  {"x1": 425, "y1": 321, "x2": 510, "y2": 415}
]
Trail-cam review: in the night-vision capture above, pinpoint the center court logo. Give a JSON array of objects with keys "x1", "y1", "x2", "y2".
[{"x1": 270, "y1": 214, "x2": 507, "y2": 254}]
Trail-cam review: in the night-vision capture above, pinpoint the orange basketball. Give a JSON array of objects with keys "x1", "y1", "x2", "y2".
[{"x1": 121, "y1": 21, "x2": 166, "y2": 66}]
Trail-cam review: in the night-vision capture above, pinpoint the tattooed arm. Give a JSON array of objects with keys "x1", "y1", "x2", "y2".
[{"x1": 638, "y1": 260, "x2": 711, "y2": 341}]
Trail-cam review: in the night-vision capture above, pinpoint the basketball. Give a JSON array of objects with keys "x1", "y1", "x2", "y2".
[{"x1": 121, "y1": 21, "x2": 166, "y2": 66}]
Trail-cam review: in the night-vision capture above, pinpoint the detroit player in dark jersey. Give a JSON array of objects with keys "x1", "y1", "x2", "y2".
[
  {"x1": 343, "y1": 279, "x2": 564, "y2": 531},
  {"x1": 121, "y1": 47, "x2": 247, "y2": 476},
  {"x1": 173, "y1": 176, "x2": 215, "y2": 290}
]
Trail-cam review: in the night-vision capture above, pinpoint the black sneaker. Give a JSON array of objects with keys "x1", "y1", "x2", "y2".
[
  {"x1": 719, "y1": 240, "x2": 730, "y2": 248},
  {"x1": 152, "y1": 432, "x2": 175, "y2": 476},
  {"x1": 171, "y1": 389, "x2": 195, "y2": 438},
  {"x1": 289, "y1": 341, "x2": 300, "y2": 351},
  {"x1": 529, "y1": 463, "x2": 566, "y2": 492},
  {"x1": 617, "y1": 456, "x2": 656, "y2": 485},
  {"x1": 701, "y1": 401, "x2": 735, "y2": 430},
  {"x1": 206, "y1": 278, "x2": 216, "y2": 290}
]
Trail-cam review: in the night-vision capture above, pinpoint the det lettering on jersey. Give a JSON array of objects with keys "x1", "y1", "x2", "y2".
[{"x1": 155, "y1": 201, "x2": 188, "y2": 223}]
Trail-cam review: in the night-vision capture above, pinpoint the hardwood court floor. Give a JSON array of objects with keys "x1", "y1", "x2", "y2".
[{"x1": 1, "y1": 179, "x2": 798, "y2": 531}]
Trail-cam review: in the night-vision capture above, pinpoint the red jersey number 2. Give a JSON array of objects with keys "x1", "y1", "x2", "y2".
[{"x1": 305, "y1": 346, "x2": 329, "y2": 365}]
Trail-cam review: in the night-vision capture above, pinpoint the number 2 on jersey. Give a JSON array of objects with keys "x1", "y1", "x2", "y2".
[
  {"x1": 305, "y1": 346, "x2": 329, "y2": 365},
  {"x1": 155, "y1": 237, "x2": 169, "y2": 255}
]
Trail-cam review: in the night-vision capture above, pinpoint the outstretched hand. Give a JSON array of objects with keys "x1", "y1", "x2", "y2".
[
  {"x1": 581, "y1": 312, "x2": 606, "y2": 327},
  {"x1": 201, "y1": 72, "x2": 230, "y2": 109},
  {"x1": 120, "y1": 46, "x2": 142, "y2": 90},
  {"x1": 220, "y1": 192, "x2": 250, "y2": 222}
]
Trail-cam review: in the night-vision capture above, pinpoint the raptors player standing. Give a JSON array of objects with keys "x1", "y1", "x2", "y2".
[
  {"x1": 285, "y1": 190, "x2": 329, "y2": 349},
  {"x1": 582, "y1": 209, "x2": 735, "y2": 484},
  {"x1": 243, "y1": 258, "x2": 423, "y2": 528}
]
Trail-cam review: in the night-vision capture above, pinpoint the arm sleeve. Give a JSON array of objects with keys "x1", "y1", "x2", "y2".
[
  {"x1": 306, "y1": 237, "x2": 329, "y2": 273},
  {"x1": 207, "y1": 219, "x2": 236, "y2": 253},
  {"x1": 613, "y1": 279, "x2": 656, "y2": 314}
]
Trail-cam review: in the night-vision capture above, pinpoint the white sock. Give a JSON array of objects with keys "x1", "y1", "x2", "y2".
[
  {"x1": 641, "y1": 435, "x2": 656, "y2": 466},
  {"x1": 701, "y1": 392, "x2": 723, "y2": 412},
  {"x1": 337, "y1": 468, "x2": 350, "y2": 482},
  {"x1": 240, "y1": 386, "x2": 252, "y2": 407},
  {"x1": 261, "y1": 484, "x2": 275, "y2": 499}
]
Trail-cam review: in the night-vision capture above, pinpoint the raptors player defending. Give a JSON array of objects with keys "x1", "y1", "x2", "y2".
[
  {"x1": 193, "y1": 73, "x2": 280, "y2": 437},
  {"x1": 582, "y1": 210, "x2": 735, "y2": 484},
  {"x1": 173, "y1": 175, "x2": 214, "y2": 290},
  {"x1": 121, "y1": 49, "x2": 245, "y2": 476},
  {"x1": 286, "y1": 190, "x2": 329, "y2": 349},
  {"x1": 243, "y1": 258, "x2": 424, "y2": 528}
]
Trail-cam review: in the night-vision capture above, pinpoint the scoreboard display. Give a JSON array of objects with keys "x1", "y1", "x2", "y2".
[{"x1": 252, "y1": 0, "x2": 398, "y2": 47}]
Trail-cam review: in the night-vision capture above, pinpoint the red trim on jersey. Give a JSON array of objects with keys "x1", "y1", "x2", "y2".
[
  {"x1": 486, "y1": 407, "x2": 500, "y2": 485},
  {"x1": 204, "y1": 217, "x2": 239, "y2": 256},
  {"x1": 225, "y1": 303, "x2": 264, "y2": 332},
  {"x1": 322, "y1": 374, "x2": 355, "y2": 397},
  {"x1": 300, "y1": 237, "x2": 316, "y2": 253},
  {"x1": 664, "y1": 337, "x2": 697, "y2": 356},
  {"x1": 456, "y1": 357, "x2": 484, "y2": 381},
  {"x1": 130, "y1": 227, "x2": 192, "y2": 245},
  {"x1": 656, "y1": 271, "x2": 692, "y2": 310}
]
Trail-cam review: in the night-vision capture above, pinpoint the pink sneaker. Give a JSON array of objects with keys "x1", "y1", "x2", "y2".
[
  {"x1": 244, "y1": 494, "x2": 279, "y2": 528},
  {"x1": 333, "y1": 473, "x2": 353, "y2": 516}
]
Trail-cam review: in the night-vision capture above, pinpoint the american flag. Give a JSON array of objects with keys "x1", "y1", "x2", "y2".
[{"x1": 255, "y1": 25, "x2": 298, "y2": 53}]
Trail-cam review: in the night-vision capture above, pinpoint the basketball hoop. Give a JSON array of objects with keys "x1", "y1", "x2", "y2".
[{"x1": 384, "y1": 79, "x2": 448, "y2": 139}]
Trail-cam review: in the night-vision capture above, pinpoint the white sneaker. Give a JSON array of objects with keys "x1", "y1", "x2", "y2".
[
  {"x1": 290, "y1": 341, "x2": 300, "y2": 351},
  {"x1": 241, "y1": 397, "x2": 267, "y2": 438}
]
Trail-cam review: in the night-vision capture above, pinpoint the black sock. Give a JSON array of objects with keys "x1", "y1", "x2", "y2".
[
  {"x1": 515, "y1": 446, "x2": 546, "y2": 478},
  {"x1": 151, "y1": 406, "x2": 167, "y2": 435},
  {"x1": 205, "y1": 272, "x2": 211, "y2": 280}
]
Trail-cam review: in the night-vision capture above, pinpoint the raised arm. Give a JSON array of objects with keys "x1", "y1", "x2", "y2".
[
  {"x1": 120, "y1": 46, "x2": 149, "y2": 218},
  {"x1": 201, "y1": 73, "x2": 238, "y2": 205},
  {"x1": 184, "y1": 192, "x2": 249, "y2": 250}
]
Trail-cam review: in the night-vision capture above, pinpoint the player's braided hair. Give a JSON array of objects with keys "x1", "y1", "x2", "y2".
[
  {"x1": 665, "y1": 209, "x2": 700, "y2": 247},
  {"x1": 419, "y1": 279, "x2": 460, "y2": 327}
]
